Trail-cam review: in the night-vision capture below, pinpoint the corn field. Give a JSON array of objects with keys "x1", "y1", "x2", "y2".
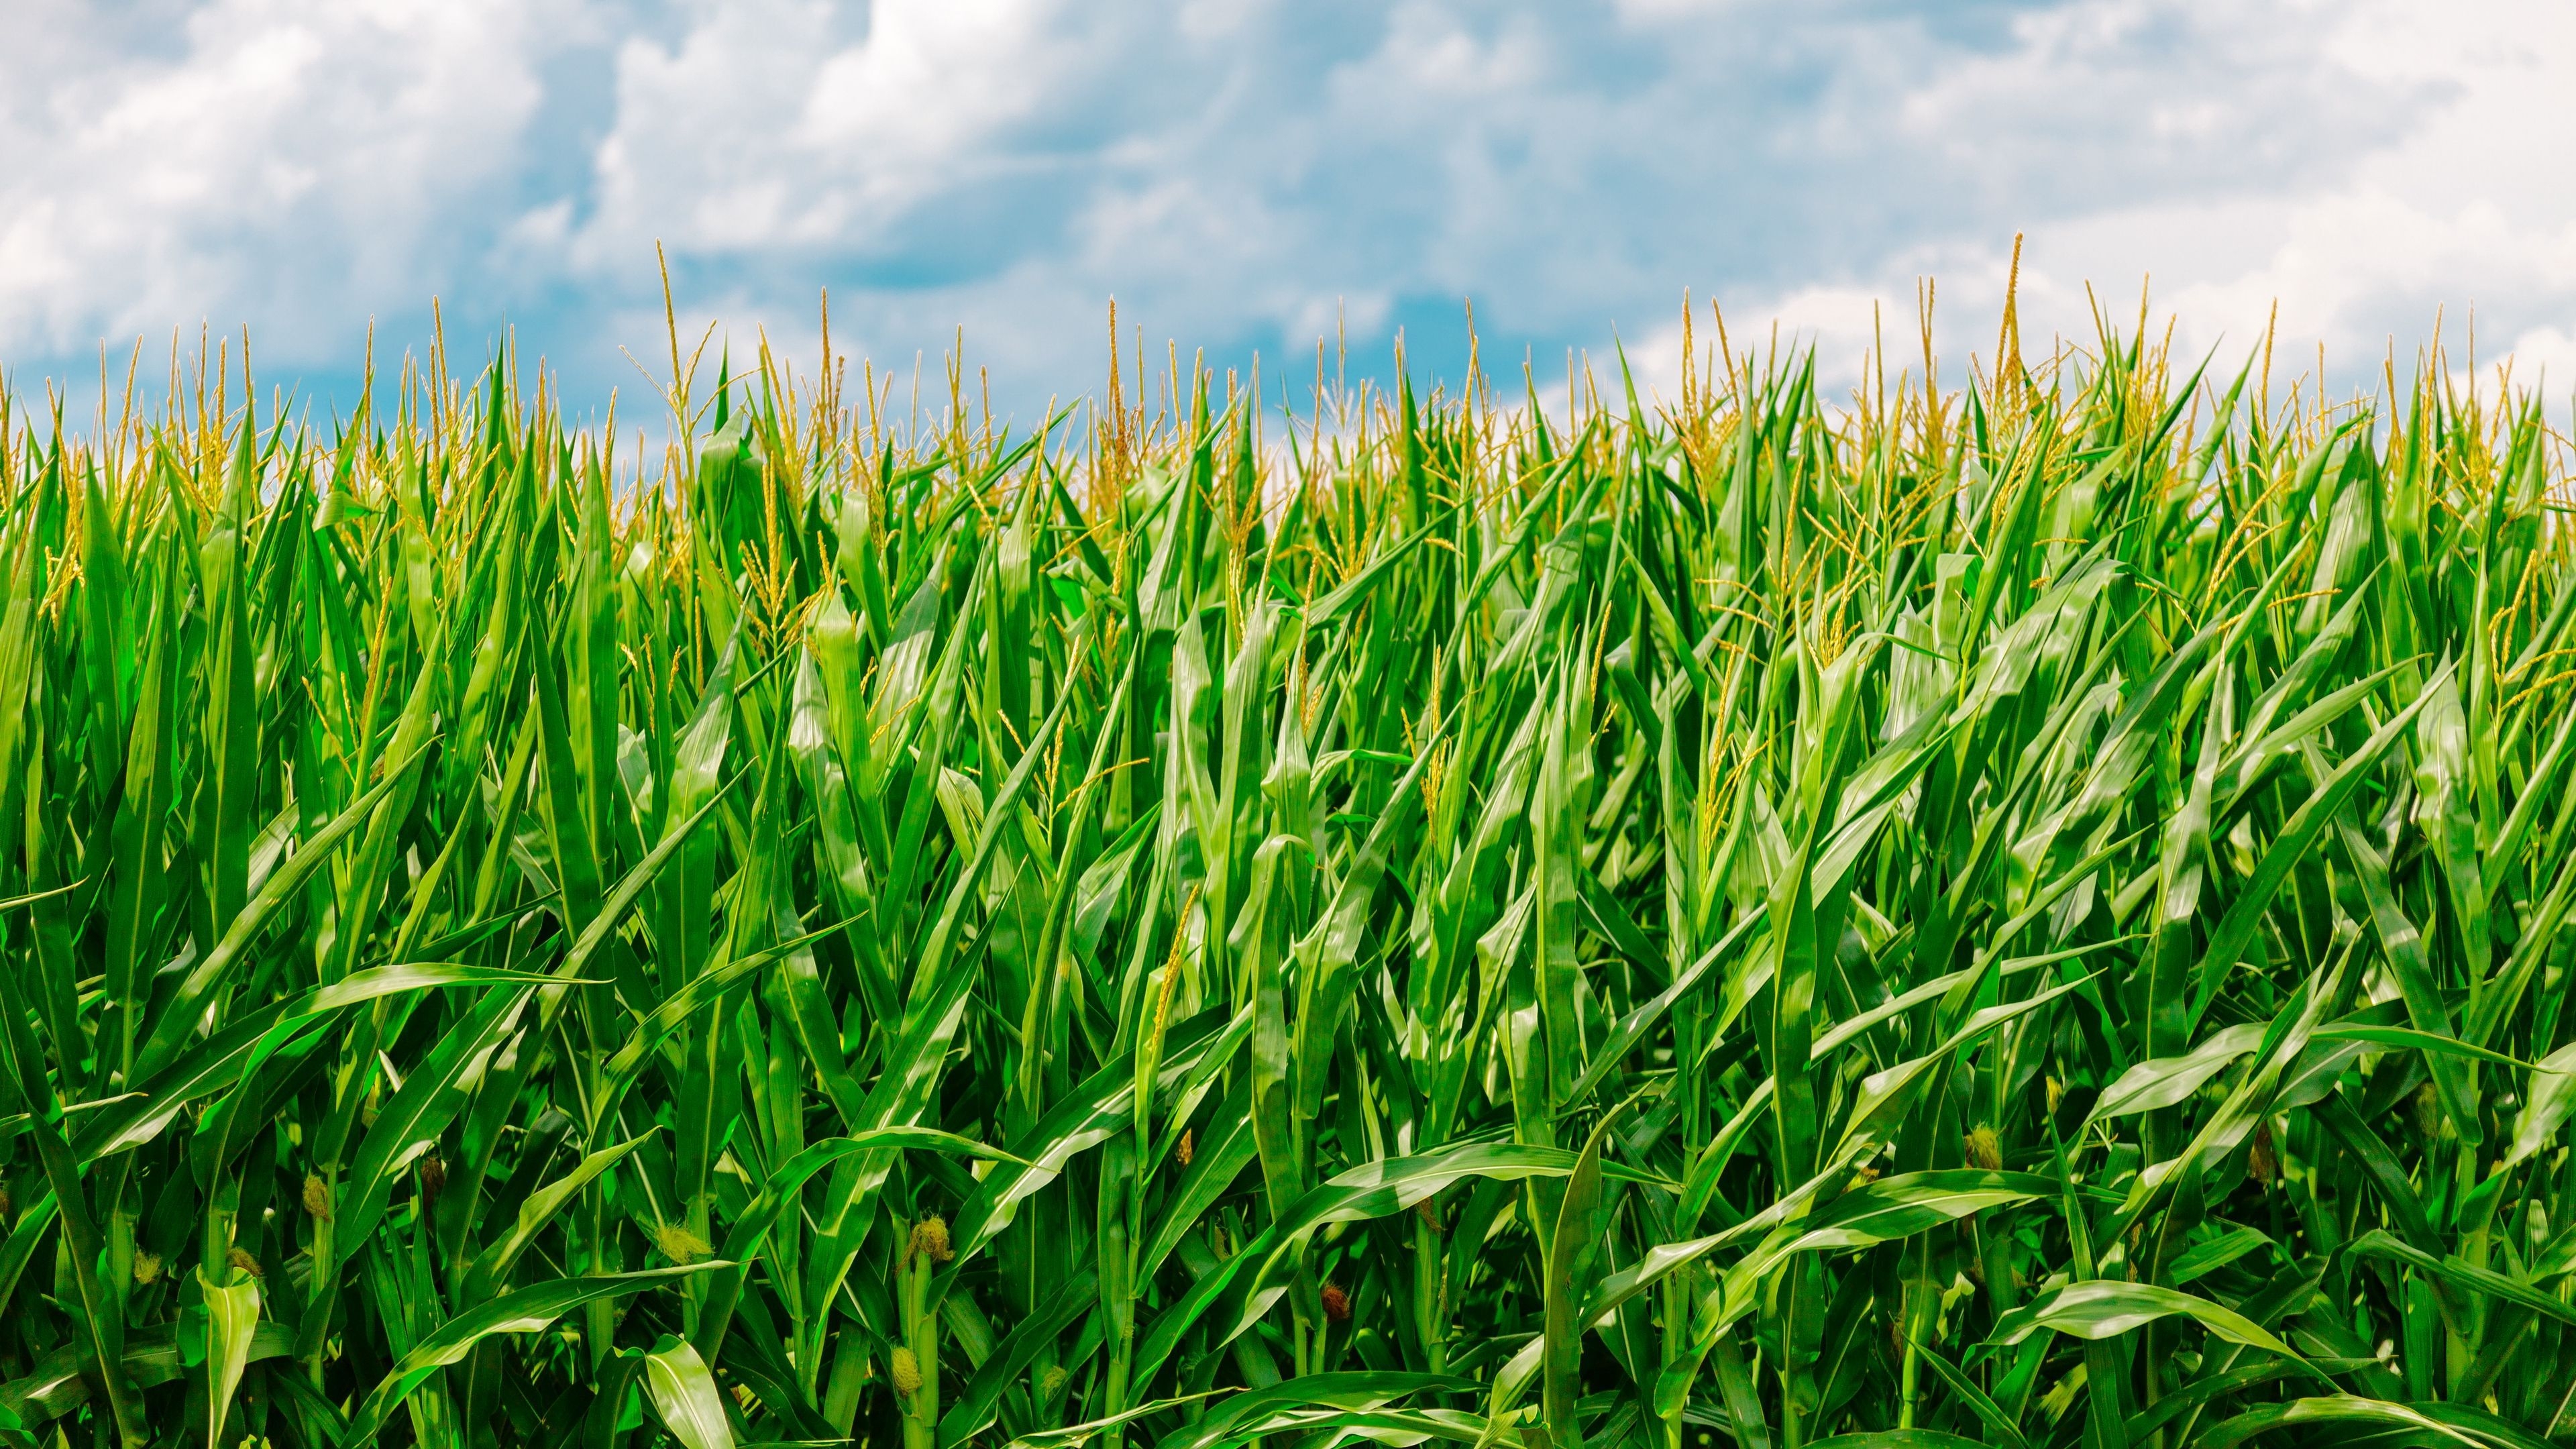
[{"x1": 1, "y1": 308, "x2": 2574, "y2": 1449}]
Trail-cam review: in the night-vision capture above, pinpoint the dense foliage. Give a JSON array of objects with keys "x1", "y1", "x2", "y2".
[{"x1": 0, "y1": 314, "x2": 2573, "y2": 1449}]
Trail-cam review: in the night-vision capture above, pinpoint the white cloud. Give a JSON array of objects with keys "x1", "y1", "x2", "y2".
[
  {"x1": 1668, "y1": 0, "x2": 2576, "y2": 406},
  {"x1": 0, "y1": 0, "x2": 577, "y2": 369},
  {"x1": 2, "y1": 0, "x2": 2573, "y2": 425}
]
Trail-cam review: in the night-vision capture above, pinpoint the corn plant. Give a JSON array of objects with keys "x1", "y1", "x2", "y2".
[{"x1": 0, "y1": 307, "x2": 2571, "y2": 1449}]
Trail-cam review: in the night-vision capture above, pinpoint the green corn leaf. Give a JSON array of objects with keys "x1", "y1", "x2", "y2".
[
  {"x1": 2196, "y1": 1395, "x2": 2553, "y2": 1449},
  {"x1": 1986, "y1": 1281, "x2": 2318, "y2": 1377},
  {"x1": 7, "y1": 307, "x2": 2574, "y2": 1449},
  {"x1": 342, "y1": 1263, "x2": 731, "y2": 1446},
  {"x1": 2086, "y1": 1023, "x2": 2267, "y2": 1124},
  {"x1": 644, "y1": 1336, "x2": 740, "y2": 1449},
  {"x1": 2344, "y1": 1228, "x2": 2576, "y2": 1330}
]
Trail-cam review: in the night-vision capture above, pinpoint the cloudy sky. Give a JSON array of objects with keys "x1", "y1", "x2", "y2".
[{"x1": 3, "y1": 0, "x2": 2571, "y2": 428}]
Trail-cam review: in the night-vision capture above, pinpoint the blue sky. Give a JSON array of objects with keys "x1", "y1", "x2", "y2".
[{"x1": 3, "y1": 0, "x2": 2571, "y2": 431}]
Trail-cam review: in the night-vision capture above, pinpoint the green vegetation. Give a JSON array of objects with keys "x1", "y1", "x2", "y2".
[{"x1": 0, "y1": 305, "x2": 2572, "y2": 1449}]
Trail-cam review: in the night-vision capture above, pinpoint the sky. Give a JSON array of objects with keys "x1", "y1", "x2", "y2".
[{"x1": 2, "y1": 0, "x2": 2572, "y2": 433}]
